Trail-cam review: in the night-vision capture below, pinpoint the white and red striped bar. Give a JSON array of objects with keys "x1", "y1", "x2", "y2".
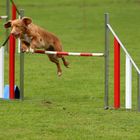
[
  {"x1": 34, "y1": 50, "x2": 104, "y2": 57},
  {"x1": 0, "y1": 16, "x2": 8, "y2": 19}
]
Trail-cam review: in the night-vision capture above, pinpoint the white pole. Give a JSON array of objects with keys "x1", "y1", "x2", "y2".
[
  {"x1": 125, "y1": 55, "x2": 132, "y2": 109},
  {"x1": 18, "y1": 15, "x2": 21, "y2": 53},
  {"x1": 18, "y1": 38, "x2": 21, "y2": 53},
  {"x1": 0, "y1": 47, "x2": 4, "y2": 98}
]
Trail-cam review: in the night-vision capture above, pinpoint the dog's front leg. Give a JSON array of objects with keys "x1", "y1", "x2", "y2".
[
  {"x1": 29, "y1": 40, "x2": 37, "y2": 53},
  {"x1": 29, "y1": 47, "x2": 35, "y2": 53},
  {"x1": 21, "y1": 42, "x2": 30, "y2": 53}
]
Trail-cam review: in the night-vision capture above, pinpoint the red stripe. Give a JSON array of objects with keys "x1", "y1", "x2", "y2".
[
  {"x1": 34, "y1": 50, "x2": 45, "y2": 54},
  {"x1": 56, "y1": 52, "x2": 69, "y2": 55},
  {"x1": 80, "y1": 53, "x2": 93, "y2": 56},
  {"x1": 114, "y1": 37, "x2": 120, "y2": 109}
]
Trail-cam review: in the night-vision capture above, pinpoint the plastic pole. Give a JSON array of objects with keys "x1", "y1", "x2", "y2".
[
  {"x1": 9, "y1": 3, "x2": 16, "y2": 99},
  {"x1": 0, "y1": 47, "x2": 4, "y2": 98},
  {"x1": 114, "y1": 37, "x2": 120, "y2": 109},
  {"x1": 9, "y1": 35, "x2": 15, "y2": 99},
  {"x1": 125, "y1": 55, "x2": 132, "y2": 109}
]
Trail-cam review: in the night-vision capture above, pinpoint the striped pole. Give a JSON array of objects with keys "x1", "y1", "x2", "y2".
[
  {"x1": 114, "y1": 37, "x2": 120, "y2": 109},
  {"x1": 34, "y1": 50, "x2": 104, "y2": 57},
  {"x1": 125, "y1": 55, "x2": 132, "y2": 109},
  {"x1": 9, "y1": 3, "x2": 16, "y2": 99},
  {"x1": 0, "y1": 47, "x2": 4, "y2": 98}
]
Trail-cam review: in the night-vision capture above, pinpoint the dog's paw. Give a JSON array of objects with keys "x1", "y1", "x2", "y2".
[
  {"x1": 58, "y1": 71, "x2": 62, "y2": 77},
  {"x1": 25, "y1": 48, "x2": 30, "y2": 53},
  {"x1": 29, "y1": 48, "x2": 34, "y2": 53}
]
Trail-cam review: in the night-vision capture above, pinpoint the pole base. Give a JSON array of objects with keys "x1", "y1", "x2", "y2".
[{"x1": 3, "y1": 85, "x2": 20, "y2": 99}]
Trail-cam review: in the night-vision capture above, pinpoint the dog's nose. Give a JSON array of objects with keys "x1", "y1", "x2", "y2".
[
  {"x1": 11, "y1": 32, "x2": 16, "y2": 36},
  {"x1": 11, "y1": 32, "x2": 15, "y2": 36},
  {"x1": 11, "y1": 32, "x2": 20, "y2": 38}
]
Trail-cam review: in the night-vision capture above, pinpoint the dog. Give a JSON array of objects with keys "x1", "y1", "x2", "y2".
[{"x1": 4, "y1": 17, "x2": 69, "y2": 76}]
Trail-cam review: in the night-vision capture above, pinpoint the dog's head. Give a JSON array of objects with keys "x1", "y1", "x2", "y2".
[{"x1": 4, "y1": 17, "x2": 32, "y2": 38}]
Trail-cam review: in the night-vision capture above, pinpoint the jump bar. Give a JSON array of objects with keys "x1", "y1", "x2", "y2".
[
  {"x1": 34, "y1": 50, "x2": 104, "y2": 57},
  {"x1": 0, "y1": 16, "x2": 8, "y2": 19}
]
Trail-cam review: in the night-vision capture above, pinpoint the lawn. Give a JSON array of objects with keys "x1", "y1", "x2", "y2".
[{"x1": 0, "y1": 0, "x2": 140, "y2": 139}]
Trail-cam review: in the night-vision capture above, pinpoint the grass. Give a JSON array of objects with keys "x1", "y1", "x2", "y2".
[{"x1": 0, "y1": 0, "x2": 140, "y2": 139}]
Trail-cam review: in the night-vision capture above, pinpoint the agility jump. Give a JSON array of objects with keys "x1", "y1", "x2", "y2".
[
  {"x1": 32, "y1": 14, "x2": 140, "y2": 112},
  {"x1": 0, "y1": 10, "x2": 140, "y2": 111}
]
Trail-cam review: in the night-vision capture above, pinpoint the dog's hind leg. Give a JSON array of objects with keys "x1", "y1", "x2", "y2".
[
  {"x1": 56, "y1": 54, "x2": 69, "y2": 68},
  {"x1": 46, "y1": 45, "x2": 62, "y2": 76},
  {"x1": 47, "y1": 54, "x2": 62, "y2": 76},
  {"x1": 52, "y1": 43, "x2": 70, "y2": 68}
]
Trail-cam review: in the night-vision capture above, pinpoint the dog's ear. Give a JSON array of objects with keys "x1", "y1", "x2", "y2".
[
  {"x1": 4, "y1": 20, "x2": 12, "y2": 28},
  {"x1": 22, "y1": 17, "x2": 32, "y2": 26}
]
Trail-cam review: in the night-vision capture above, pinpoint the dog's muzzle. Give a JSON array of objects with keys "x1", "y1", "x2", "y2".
[{"x1": 11, "y1": 32, "x2": 20, "y2": 38}]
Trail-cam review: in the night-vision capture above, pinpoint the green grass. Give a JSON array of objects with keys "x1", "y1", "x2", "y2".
[{"x1": 0, "y1": 0, "x2": 140, "y2": 139}]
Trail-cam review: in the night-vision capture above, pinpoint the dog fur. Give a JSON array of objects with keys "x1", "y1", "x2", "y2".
[{"x1": 4, "y1": 17, "x2": 69, "y2": 76}]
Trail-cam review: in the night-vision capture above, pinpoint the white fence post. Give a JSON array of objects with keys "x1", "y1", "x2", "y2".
[
  {"x1": 125, "y1": 55, "x2": 132, "y2": 109},
  {"x1": 0, "y1": 47, "x2": 4, "y2": 98}
]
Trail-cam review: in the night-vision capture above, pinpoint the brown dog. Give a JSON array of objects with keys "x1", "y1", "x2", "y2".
[{"x1": 4, "y1": 17, "x2": 69, "y2": 76}]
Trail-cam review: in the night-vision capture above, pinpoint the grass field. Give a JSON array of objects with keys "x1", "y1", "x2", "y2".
[{"x1": 0, "y1": 0, "x2": 140, "y2": 139}]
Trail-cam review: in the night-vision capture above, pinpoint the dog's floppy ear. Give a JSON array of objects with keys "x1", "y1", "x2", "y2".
[
  {"x1": 22, "y1": 17, "x2": 32, "y2": 26},
  {"x1": 4, "y1": 20, "x2": 12, "y2": 28}
]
